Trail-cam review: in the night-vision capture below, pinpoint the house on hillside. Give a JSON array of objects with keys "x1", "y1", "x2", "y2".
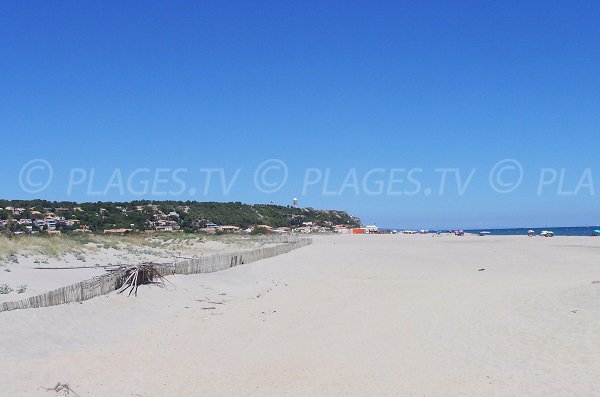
[
  {"x1": 294, "y1": 226, "x2": 313, "y2": 234},
  {"x1": 45, "y1": 219, "x2": 57, "y2": 230},
  {"x1": 103, "y1": 228, "x2": 133, "y2": 235},
  {"x1": 219, "y1": 225, "x2": 241, "y2": 233}
]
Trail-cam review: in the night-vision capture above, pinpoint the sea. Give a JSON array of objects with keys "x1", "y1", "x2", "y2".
[
  {"x1": 383, "y1": 226, "x2": 600, "y2": 236},
  {"x1": 463, "y1": 226, "x2": 600, "y2": 236}
]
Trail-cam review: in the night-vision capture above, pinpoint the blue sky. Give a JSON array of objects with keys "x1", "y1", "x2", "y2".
[{"x1": 1, "y1": 1, "x2": 599, "y2": 228}]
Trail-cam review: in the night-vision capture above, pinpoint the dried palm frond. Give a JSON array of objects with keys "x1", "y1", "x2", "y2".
[{"x1": 117, "y1": 263, "x2": 173, "y2": 296}]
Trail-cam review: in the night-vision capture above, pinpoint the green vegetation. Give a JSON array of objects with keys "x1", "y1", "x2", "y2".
[
  {"x1": 0, "y1": 284, "x2": 28, "y2": 295},
  {"x1": 0, "y1": 199, "x2": 360, "y2": 233}
]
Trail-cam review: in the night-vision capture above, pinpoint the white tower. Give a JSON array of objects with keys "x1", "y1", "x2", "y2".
[{"x1": 293, "y1": 197, "x2": 298, "y2": 208}]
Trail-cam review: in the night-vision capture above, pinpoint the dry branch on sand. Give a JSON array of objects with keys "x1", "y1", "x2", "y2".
[
  {"x1": 116, "y1": 263, "x2": 173, "y2": 296},
  {"x1": 42, "y1": 382, "x2": 80, "y2": 396}
]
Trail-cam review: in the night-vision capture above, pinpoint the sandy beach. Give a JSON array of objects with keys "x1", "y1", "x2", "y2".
[{"x1": 1, "y1": 234, "x2": 599, "y2": 396}]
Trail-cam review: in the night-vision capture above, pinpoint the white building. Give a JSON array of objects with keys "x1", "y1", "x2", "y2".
[
  {"x1": 45, "y1": 219, "x2": 57, "y2": 230},
  {"x1": 364, "y1": 225, "x2": 379, "y2": 234}
]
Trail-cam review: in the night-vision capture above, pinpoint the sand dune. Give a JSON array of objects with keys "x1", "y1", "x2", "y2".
[
  {"x1": 1, "y1": 234, "x2": 599, "y2": 396},
  {"x1": 0, "y1": 235, "x2": 279, "y2": 303}
]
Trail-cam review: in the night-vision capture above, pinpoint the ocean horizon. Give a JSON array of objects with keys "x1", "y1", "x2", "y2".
[
  {"x1": 463, "y1": 226, "x2": 600, "y2": 236},
  {"x1": 385, "y1": 226, "x2": 600, "y2": 236}
]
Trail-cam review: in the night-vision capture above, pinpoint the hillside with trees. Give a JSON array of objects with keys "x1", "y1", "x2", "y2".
[{"x1": 0, "y1": 200, "x2": 361, "y2": 233}]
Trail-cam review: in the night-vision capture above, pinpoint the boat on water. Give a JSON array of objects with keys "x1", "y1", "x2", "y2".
[{"x1": 540, "y1": 230, "x2": 554, "y2": 237}]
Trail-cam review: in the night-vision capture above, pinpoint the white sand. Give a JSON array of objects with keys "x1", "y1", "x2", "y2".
[{"x1": 1, "y1": 234, "x2": 600, "y2": 396}]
